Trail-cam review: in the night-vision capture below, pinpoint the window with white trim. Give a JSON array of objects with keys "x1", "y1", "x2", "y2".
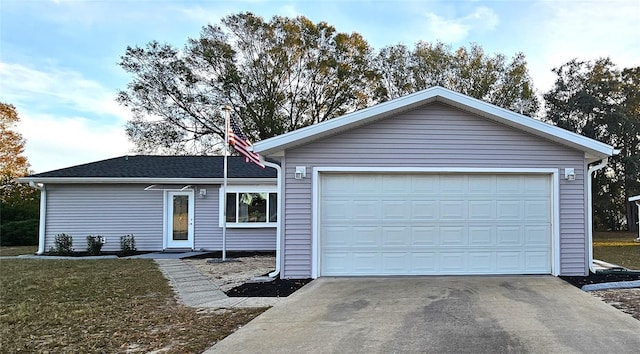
[{"x1": 219, "y1": 186, "x2": 277, "y2": 228}]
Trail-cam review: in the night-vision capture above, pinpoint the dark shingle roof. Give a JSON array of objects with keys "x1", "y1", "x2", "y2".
[{"x1": 28, "y1": 155, "x2": 276, "y2": 179}]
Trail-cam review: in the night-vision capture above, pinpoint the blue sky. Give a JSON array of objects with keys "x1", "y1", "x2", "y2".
[{"x1": 1, "y1": 0, "x2": 638, "y2": 173}]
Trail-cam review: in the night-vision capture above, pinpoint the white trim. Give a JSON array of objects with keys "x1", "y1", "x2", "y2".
[
  {"x1": 311, "y1": 166, "x2": 560, "y2": 278},
  {"x1": 218, "y1": 186, "x2": 278, "y2": 228},
  {"x1": 253, "y1": 86, "x2": 616, "y2": 158},
  {"x1": 164, "y1": 190, "x2": 195, "y2": 249},
  {"x1": 17, "y1": 177, "x2": 276, "y2": 184},
  {"x1": 263, "y1": 160, "x2": 283, "y2": 278},
  {"x1": 629, "y1": 195, "x2": 640, "y2": 203}
]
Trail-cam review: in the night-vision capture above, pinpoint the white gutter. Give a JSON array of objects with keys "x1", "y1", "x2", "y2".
[
  {"x1": 587, "y1": 158, "x2": 609, "y2": 273},
  {"x1": 263, "y1": 160, "x2": 282, "y2": 278},
  {"x1": 17, "y1": 177, "x2": 276, "y2": 184},
  {"x1": 29, "y1": 181, "x2": 46, "y2": 255}
]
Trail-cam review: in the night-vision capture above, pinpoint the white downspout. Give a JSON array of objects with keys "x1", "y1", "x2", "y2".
[
  {"x1": 587, "y1": 158, "x2": 608, "y2": 273},
  {"x1": 29, "y1": 181, "x2": 46, "y2": 255},
  {"x1": 263, "y1": 160, "x2": 282, "y2": 278}
]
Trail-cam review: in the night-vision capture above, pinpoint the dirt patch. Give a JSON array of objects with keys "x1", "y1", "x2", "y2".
[
  {"x1": 561, "y1": 272, "x2": 640, "y2": 321},
  {"x1": 591, "y1": 288, "x2": 640, "y2": 321},
  {"x1": 184, "y1": 254, "x2": 276, "y2": 292}
]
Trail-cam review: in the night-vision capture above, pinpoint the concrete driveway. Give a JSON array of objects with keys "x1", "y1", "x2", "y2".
[{"x1": 207, "y1": 276, "x2": 640, "y2": 353}]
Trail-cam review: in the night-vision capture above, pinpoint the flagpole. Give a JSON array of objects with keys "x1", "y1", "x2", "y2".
[{"x1": 222, "y1": 105, "x2": 230, "y2": 261}]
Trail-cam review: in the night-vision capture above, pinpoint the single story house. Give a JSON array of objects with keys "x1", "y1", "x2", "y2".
[
  {"x1": 19, "y1": 156, "x2": 278, "y2": 254},
  {"x1": 252, "y1": 86, "x2": 617, "y2": 278},
  {"x1": 21, "y1": 86, "x2": 617, "y2": 278}
]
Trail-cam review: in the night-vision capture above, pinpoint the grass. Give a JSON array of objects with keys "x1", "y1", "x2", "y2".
[
  {"x1": 0, "y1": 259, "x2": 266, "y2": 353},
  {"x1": 0, "y1": 245, "x2": 37, "y2": 256},
  {"x1": 593, "y1": 231, "x2": 640, "y2": 270}
]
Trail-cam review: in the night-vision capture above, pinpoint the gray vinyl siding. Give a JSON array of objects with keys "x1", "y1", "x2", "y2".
[
  {"x1": 44, "y1": 184, "x2": 164, "y2": 252},
  {"x1": 281, "y1": 102, "x2": 588, "y2": 278},
  {"x1": 43, "y1": 184, "x2": 275, "y2": 252},
  {"x1": 193, "y1": 185, "x2": 276, "y2": 251}
]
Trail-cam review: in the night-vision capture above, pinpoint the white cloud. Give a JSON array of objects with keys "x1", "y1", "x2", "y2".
[
  {"x1": 527, "y1": 0, "x2": 640, "y2": 92},
  {"x1": 423, "y1": 6, "x2": 499, "y2": 43},
  {"x1": 17, "y1": 112, "x2": 131, "y2": 173},
  {"x1": 0, "y1": 61, "x2": 133, "y2": 172},
  {"x1": 279, "y1": 4, "x2": 298, "y2": 18}
]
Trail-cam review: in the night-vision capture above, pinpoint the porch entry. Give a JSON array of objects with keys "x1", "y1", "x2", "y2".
[{"x1": 165, "y1": 191, "x2": 195, "y2": 249}]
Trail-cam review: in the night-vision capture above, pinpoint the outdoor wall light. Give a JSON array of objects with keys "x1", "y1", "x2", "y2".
[
  {"x1": 295, "y1": 166, "x2": 307, "y2": 179},
  {"x1": 564, "y1": 168, "x2": 576, "y2": 181},
  {"x1": 199, "y1": 188, "x2": 207, "y2": 198}
]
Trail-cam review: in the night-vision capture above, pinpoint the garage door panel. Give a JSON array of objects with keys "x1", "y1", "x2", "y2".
[
  {"x1": 411, "y1": 200, "x2": 438, "y2": 220},
  {"x1": 440, "y1": 252, "x2": 467, "y2": 271},
  {"x1": 469, "y1": 226, "x2": 494, "y2": 245},
  {"x1": 382, "y1": 200, "x2": 409, "y2": 220},
  {"x1": 469, "y1": 200, "x2": 495, "y2": 220},
  {"x1": 468, "y1": 252, "x2": 494, "y2": 272},
  {"x1": 352, "y1": 226, "x2": 380, "y2": 247},
  {"x1": 382, "y1": 226, "x2": 411, "y2": 246},
  {"x1": 496, "y1": 200, "x2": 522, "y2": 219},
  {"x1": 525, "y1": 200, "x2": 551, "y2": 220},
  {"x1": 322, "y1": 200, "x2": 351, "y2": 221},
  {"x1": 411, "y1": 226, "x2": 438, "y2": 245},
  {"x1": 496, "y1": 226, "x2": 523, "y2": 245},
  {"x1": 440, "y1": 200, "x2": 466, "y2": 219},
  {"x1": 322, "y1": 226, "x2": 351, "y2": 247},
  {"x1": 496, "y1": 251, "x2": 523, "y2": 271},
  {"x1": 440, "y1": 175, "x2": 467, "y2": 193},
  {"x1": 353, "y1": 252, "x2": 380, "y2": 273},
  {"x1": 383, "y1": 252, "x2": 411, "y2": 273},
  {"x1": 320, "y1": 173, "x2": 551, "y2": 276},
  {"x1": 525, "y1": 226, "x2": 551, "y2": 245},
  {"x1": 411, "y1": 253, "x2": 438, "y2": 273},
  {"x1": 468, "y1": 175, "x2": 496, "y2": 194},
  {"x1": 440, "y1": 226, "x2": 466, "y2": 245}
]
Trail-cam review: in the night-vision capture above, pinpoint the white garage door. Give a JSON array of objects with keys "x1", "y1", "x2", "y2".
[{"x1": 319, "y1": 174, "x2": 552, "y2": 276}]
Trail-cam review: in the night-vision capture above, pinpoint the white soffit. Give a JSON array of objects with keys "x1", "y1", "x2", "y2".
[{"x1": 252, "y1": 86, "x2": 617, "y2": 159}]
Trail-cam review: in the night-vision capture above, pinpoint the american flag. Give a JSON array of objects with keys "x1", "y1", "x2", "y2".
[{"x1": 228, "y1": 116, "x2": 265, "y2": 168}]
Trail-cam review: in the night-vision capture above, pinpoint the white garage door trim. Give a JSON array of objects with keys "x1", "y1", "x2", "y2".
[{"x1": 311, "y1": 167, "x2": 560, "y2": 278}]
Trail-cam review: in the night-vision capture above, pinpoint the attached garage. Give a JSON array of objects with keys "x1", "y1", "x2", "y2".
[
  {"x1": 252, "y1": 86, "x2": 618, "y2": 279},
  {"x1": 318, "y1": 172, "x2": 554, "y2": 276}
]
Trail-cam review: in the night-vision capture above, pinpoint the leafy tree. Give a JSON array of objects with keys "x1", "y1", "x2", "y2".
[
  {"x1": 119, "y1": 12, "x2": 541, "y2": 154},
  {"x1": 544, "y1": 58, "x2": 640, "y2": 231},
  {"x1": 118, "y1": 12, "x2": 379, "y2": 153},
  {"x1": 374, "y1": 42, "x2": 539, "y2": 116},
  {"x1": 0, "y1": 102, "x2": 39, "y2": 246}
]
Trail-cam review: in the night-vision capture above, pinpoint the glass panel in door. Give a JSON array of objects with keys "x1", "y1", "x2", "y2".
[{"x1": 172, "y1": 195, "x2": 189, "y2": 241}]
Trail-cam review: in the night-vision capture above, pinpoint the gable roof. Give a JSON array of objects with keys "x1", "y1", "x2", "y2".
[
  {"x1": 252, "y1": 86, "x2": 618, "y2": 161},
  {"x1": 19, "y1": 155, "x2": 276, "y2": 184}
]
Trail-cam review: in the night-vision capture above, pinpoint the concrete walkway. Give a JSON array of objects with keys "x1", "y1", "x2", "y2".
[{"x1": 154, "y1": 259, "x2": 280, "y2": 309}]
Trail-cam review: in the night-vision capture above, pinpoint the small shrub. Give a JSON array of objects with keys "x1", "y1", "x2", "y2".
[
  {"x1": 86, "y1": 235, "x2": 104, "y2": 255},
  {"x1": 49, "y1": 233, "x2": 73, "y2": 255},
  {"x1": 120, "y1": 234, "x2": 136, "y2": 255}
]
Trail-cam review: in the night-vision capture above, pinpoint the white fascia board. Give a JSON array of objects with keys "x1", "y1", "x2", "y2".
[
  {"x1": 630, "y1": 195, "x2": 640, "y2": 202},
  {"x1": 16, "y1": 177, "x2": 276, "y2": 185},
  {"x1": 252, "y1": 86, "x2": 617, "y2": 158}
]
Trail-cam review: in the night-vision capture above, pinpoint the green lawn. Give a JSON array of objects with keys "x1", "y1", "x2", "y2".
[
  {"x1": 593, "y1": 231, "x2": 640, "y2": 270},
  {"x1": 0, "y1": 245, "x2": 37, "y2": 256},
  {"x1": 0, "y1": 259, "x2": 265, "y2": 353}
]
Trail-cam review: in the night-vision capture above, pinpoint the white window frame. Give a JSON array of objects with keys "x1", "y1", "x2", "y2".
[{"x1": 219, "y1": 185, "x2": 278, "y2": 228}]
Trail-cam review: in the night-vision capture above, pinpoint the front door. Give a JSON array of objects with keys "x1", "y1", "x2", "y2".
[{"x1": 166, "y1": 191, "x2": 194, "y2": 249}]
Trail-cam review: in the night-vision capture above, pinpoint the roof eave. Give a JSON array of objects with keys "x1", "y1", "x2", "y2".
[{"x1": 16, "y1": 177, "x2": 277, "y2": 185}]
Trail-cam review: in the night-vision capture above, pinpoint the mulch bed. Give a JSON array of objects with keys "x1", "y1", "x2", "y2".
[
  {"x1": 225, "y1": 277, "x2": 312, "y2": 297},
  {"x1": 560, "y1": 272, "x2": 640, "y2": 288}
]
